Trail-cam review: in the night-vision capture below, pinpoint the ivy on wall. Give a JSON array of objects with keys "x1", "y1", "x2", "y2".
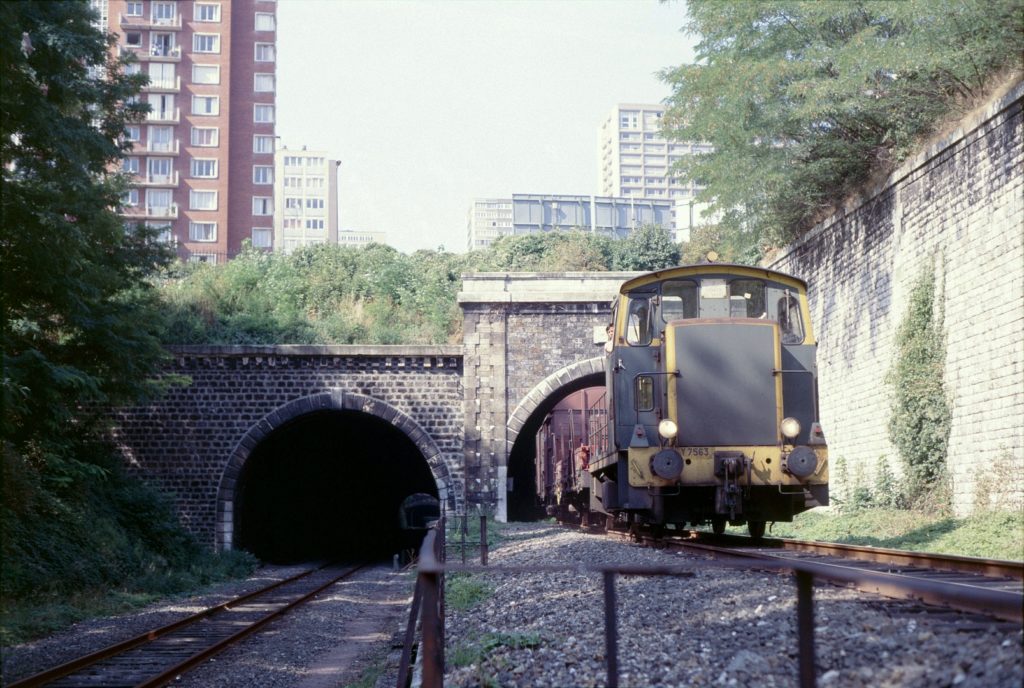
[{"x1": 886, "y1": 262, "x2": 952, "y2": 503}]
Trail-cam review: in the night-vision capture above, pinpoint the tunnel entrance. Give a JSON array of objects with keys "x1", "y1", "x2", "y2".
[
  {"x1": 233, "y1": 409, "x2": 438, "y2": 563},
  {"x1": 506, "y1": 372, "x2": 605, "y2": 521}
]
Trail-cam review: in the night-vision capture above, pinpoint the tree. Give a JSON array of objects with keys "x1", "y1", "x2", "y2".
[
  {"x1": 1, "y1": 1, "x2": 169, "y2": 480},
  {"x1": 661, "y1": 0, "x2": 1024, "y2": 259},
  {"x1": 614, "y1": 225, "x2": 680, "y2": 271}
]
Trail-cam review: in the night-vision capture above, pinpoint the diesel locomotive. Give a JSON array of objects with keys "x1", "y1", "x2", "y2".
[{"x1": 537, "y1": 262, "x2": 829, "y2": 537}]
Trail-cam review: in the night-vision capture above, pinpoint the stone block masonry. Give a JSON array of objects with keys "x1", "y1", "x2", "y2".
[
  {"x1": 114, "y1": 346, "x2": 464, "y2": 549},
  {"x1": 768, "y1": 82, "x2": 1024, "y2": 514}
]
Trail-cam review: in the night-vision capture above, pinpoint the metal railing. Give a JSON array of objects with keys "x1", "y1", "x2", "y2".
[{"x1": 399, "y1": 524, "x2": 1019, "y2": 688}]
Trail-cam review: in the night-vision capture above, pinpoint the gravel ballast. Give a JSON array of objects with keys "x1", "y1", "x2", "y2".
[{"x1": 443, "y1": 523, "x2": 1023, "y2": 687}]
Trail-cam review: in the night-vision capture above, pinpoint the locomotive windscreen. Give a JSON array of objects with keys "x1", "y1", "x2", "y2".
[{"x1": 671, "y1": 320, "x2": 779, "y2": 446}]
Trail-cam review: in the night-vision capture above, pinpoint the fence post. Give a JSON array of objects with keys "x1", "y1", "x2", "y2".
[
  {"x1": 603, "y1": 571, "x2": 619, "y2": 688},
  {"x1": 480, "y1": 515, "x2": 488, "y2": 565},
  {"x1": 796, "y1": 570, "x2": 816, "y2": 688}
]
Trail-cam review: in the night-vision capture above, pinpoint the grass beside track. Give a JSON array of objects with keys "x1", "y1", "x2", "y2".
[{"x1": 762, "y1": 508, "x2": 1023, "y2": 561}]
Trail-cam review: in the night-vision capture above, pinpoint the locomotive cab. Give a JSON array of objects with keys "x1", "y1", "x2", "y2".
[{"x1": 588, "y1": 264, "x2": 828, "y2": 537}]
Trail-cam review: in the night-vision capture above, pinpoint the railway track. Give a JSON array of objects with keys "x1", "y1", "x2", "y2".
[
  {"x1": 8, "y1": 562, "x2": 366, "y2": 688},
  {"x1": 600, "y1": 525, "x2": 1024, "y2": 624}
]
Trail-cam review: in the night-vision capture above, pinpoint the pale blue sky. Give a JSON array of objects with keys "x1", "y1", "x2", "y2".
[{"x1": 276, "y1": 0, "x2": 695, "y2": 253}]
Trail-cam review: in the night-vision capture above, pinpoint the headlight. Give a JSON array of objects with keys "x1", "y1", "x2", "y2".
[
  {"x1": 658, "y1": 419, "x2": 678, "y2": 439},
  {"x1": 780, "y1": 417, "x2": 801, "y2": 439}
]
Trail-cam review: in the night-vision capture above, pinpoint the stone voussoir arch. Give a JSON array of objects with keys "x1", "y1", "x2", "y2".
[
  {"x1": 215, "y1": 389, "x2": 455, "y2": 551},
  {"x1": 505, "y1": 357, "x2": 606, "y2": 454}
]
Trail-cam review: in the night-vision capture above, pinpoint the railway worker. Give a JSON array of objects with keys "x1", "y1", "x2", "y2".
[{"x1": 575, "y1": 441, "x2": 591, "y2": 471}]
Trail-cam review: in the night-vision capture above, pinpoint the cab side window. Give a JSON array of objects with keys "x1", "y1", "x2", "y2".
[
  {"x1": 777, "y1": 294, "x2": 805, "y2": 344},
  {"x1": 625, "y1": 295, "x2": 652, "y2": 345}
]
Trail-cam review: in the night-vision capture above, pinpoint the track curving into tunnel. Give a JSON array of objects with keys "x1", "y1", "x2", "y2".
[{"x1": 233, "y1": 409, "x2": 438, "y2": 563}]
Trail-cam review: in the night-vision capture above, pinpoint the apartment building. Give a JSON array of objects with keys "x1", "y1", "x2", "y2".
[
  {"x1": 94, "y1": 0, "x2": 277, "y2": 262},
  {"x1": 337, "y1": 229, "x2": 388, "y2": 248},
  {"x1": 597, "y1": 103, "x2": 713, "y2": 241},
  {"x1": 466, "y1": 199, "x2": 513, "y2": 251},
  {"x1": 274, "y1": 147, "x2": 339, "y2": 252}
]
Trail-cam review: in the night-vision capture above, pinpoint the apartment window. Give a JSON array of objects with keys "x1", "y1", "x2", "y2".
[
  {"x1": 147, "y1": 221, "x2": 173, "y2": 244},
  {"x1": 254, "y1": 13, "x2": 276, "y2": 31},
  {"x1": 190, "y1": 126, "x2": 218, "y2": 147},
  {"x1": 305, "y1": 219, "x2": 325, "y2": 230},
  {"x1": 147, "y1": 158, "x2": 172, "y2": 180},
  {"x1": 121, "y1": 188, "x2": 139, "y2": 206},
  {"x1": 251, "y1": 227, "x2": 273, "y2": 248},
  {"x1": 148, "y1": 63, "x2": 175, "y2": 89},
  {"x1": 283, "y1": 218, "x2": 301, "y2": 229},
  {"x1": 150, "y1": 32, "x2": 174, "y2": 56},
  {"x1": 122, "y1": 157, "x2": 139, "y2": 174},
  {"x1": 147, "y1": 125, "x2": 174, "y2": 151},
  {"x1": 252, "y1": 197, "x2": 273, "y2": 215},
  {"x1": 189, "y1": 253, "x2": 218, "y2": 264},
  {"x1": 152, "y1": 2, "x2": 175, "y2": 22},
  {"x1": 125, "y1": 2, "x2": 143, "y2": 17},
  {"x1": 145, "y1": 188, "x2": 172, "y2": 212},
  {"x1": 284, "y1": 156, "x2": 301, "y2": 167},
  {"x1": 189, "y1": 221, "x2": 217, "y2": 242},
  {"x1": 252, "y1": 165, "x2": 273, "y2": 184},
  {"x1": 285, "y1": 197, "x2": 302, "y2": 210},
  {"x1": 254, "y1": 43, "x2": 275, "y2": 62},
  {"x1": 125, "y1": 31, "x2": 142, "y2": 46},
  {"x1": 283, "y1": 177, "x2": 302, "y2": 188},
  {"x1": 306, "y1": 157, "x2": 324, "y2": 167},
  {"x1": 124, "y1": 125, "x2": 140, "y2": 141},
  {"x1": 193, "y1": 34, "x2": 220, "y2": 53},
  {"x1": 124, "y1": 62, "x2": 141, "y2": 76},
  {"x1": 305, "y1": 176, "x2": 325, "y2": 188},
  {"x1": 192, "y1": 64, "x2": 220, "y2": 84},
  {"x1": 253, "y1": 73, "x2": 275, "y2": 92},
  {"x1": 305, "y1": 198, "x2": 324, "y2": 209},
  {"x1": 192, "y1": 95, "x2": 219, "y2": 116},
  {"x1": 194, "y1": 3, "x2": 221, "y2": 22},
  {"x1": 253, "y1": 104, "x2": 274, "y2": 123},
  {"x1": 189, "y1": 190, "x2": 217, "y2": 210},
  {"x1": 253, "y1": 135, "x2": 275, "y2": 154},
  {"x1": 190, "y1": 158, "x2": 218, "y2": 178}
]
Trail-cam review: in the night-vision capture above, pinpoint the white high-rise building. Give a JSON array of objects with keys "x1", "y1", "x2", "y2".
[
  {"x1": 466, "y1": 199, "x2": 513, "y2": 251},
  {"x1": 274, "y1": 147, "x2": 339, "y2": 253},
  {"x1": 597, "y1": 103, "x2": 714, "y2": 241}
]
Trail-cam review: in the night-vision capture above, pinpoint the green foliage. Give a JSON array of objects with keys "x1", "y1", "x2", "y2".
[
  {"x1": 450, "y1": 631, "x2": 542, "y2": 669},
  {"x1": 156, "y1": 229, "x2": 685, "y2": 346},
  {"x1": 661, "y1": 0, "x2": 1024, "y2": 259},
  {"x1": 445, "y1": 573, "x2": 493, "y2": 611},
  {"x1": 887, "y1": 264, "x2": 951, "y2": 502},
  {"x1": 770, "y1": 508, "x2": 1023, "y2": 561}
]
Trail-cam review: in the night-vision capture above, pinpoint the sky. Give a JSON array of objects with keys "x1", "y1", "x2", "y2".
[{"x1": 276, "y1": 0, "x2": 696, "y2": 254}]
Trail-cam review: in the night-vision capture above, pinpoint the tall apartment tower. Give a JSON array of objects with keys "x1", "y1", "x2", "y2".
[
  {"x1": 466, "y1": 199, "x2": 513, "y2": 251},
  {"x1": 273, "y1": 147, "x2": 340, "y2": 252},
  {"x1": 94, "y1": 0, "x2": 278, "y2": 262},
  {"x1": 597, "y1": 104, "x2": 711, "y2": 240}
]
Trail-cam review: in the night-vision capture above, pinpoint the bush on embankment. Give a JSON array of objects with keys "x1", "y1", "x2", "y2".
[{"x1": 1, "y1": 439, "x2": 256, "y2": 644}]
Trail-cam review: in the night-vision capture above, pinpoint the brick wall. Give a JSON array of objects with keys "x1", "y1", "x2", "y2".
[
  {"x1": 114, "y1": 345, "x2": 463, "y2": 547},
  {"x1": 768, "y1": 84, "x2": 1024, "y2": 514}
]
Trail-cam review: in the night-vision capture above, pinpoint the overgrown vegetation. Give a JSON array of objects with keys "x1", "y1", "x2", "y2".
[
  {"x1": 661, "y1": 0, "x2": 1024, "y2": 260},
  {"x1": 886, "y1": 263, "x2": 951, "y2": 506},
  {"x1": 445, "y1": 573, "x2": 494, "y2": 612},
  {"x1": 1, "y1": 1, "x2": 256, "y2": 642},
  {"x1": 156, "y1": 226, "x2": 681, "y2": 346},
  {"x1": 770, "y1": 508, "x2": 1023, "y2": 561}
]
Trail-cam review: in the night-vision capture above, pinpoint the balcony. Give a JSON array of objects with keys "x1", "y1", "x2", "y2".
[
  {"x1": 146, "y1": 139, "x2": 180, "y2": 154},
  {"x1": 122, "y1": 203, "x2": 178, "y2": 220},
  {"x1": 146, "y1": 107, "x2": 180, "y2": 123},
  {"x1": 144, "y1": 76, "x2": 180, "y2": 93},
  {"x1": 119, "y1": 13, "x2": 182, "y2": 30},
  {"x1": 119, "y1": 44, "x2": 182, "y2": 62},
  {"x1": 137, "y1": 172, "x2": 179, "y2": 187}
]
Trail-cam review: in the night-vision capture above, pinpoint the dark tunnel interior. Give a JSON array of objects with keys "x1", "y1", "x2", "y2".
[
  {"x1": 506, "y1": 374, "x2": 605, "y2": 521},
  {"x1": 234, "y1": 410, "x2": 438, "y2": 563}
]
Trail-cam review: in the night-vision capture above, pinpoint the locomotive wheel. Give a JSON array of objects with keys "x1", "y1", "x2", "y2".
[
  {"x1": 711, "y1": 518, "x2": 726, "y2": 536},
  {"x1": 747, "y1": 520, "x2": 766, "y2": 539}
]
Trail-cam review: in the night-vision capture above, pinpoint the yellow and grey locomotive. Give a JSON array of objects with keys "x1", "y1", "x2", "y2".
[{"x1": 588, "y1": 262, "x2": 828, "y2": 537}]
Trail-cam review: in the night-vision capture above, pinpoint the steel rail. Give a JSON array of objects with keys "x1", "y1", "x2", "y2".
[
  {"x1": 703, "y1": 531, "x2": 1024, "y2": 581},
  {"x1": 674, "y1": 540, "x2": 1023, "y2": 624},
  {"x1": 9, "y1": 563, "x2": 364, "y2": 688}
]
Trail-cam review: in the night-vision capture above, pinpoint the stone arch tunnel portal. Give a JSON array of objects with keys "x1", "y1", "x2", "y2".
[
  {"x1": 506, "y1": 370, "x2": 606, "y2": 521},
  {"x1": 231, "y1": 409, "x2": 439, "y2": 563}
]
